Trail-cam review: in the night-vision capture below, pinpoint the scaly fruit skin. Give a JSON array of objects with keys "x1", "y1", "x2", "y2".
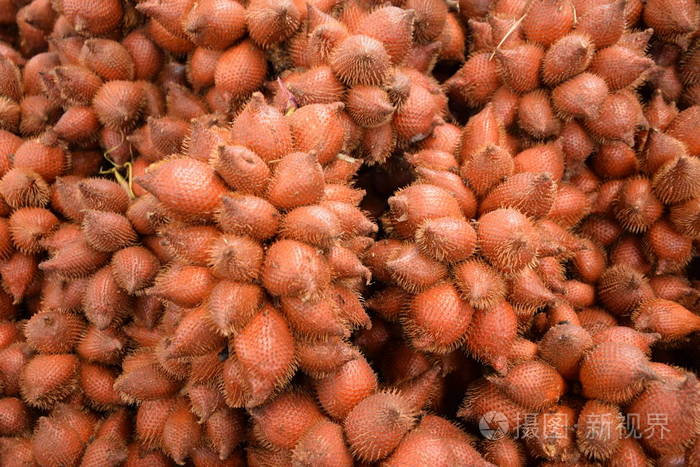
[{"x1": 0, "y1": 1, "x2": 698, "y2": 466}]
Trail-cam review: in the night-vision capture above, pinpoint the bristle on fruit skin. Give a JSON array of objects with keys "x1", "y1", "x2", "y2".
[{"x1": 0, "y1": 0, "x2": 698, "y2": 464}]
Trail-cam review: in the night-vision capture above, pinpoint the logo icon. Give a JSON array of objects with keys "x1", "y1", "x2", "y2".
[{"x1": 479, "y1": 411, "x2": 509, "y2": 440}]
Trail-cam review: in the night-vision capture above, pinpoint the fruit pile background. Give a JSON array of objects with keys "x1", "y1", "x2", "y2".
[{"x1": 0, "y1": 0, "x2": 699, "y2": 465}]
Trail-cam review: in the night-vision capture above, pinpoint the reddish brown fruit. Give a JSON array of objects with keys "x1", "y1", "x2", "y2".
[
  {"x1": 597, "y1": 265, "x2": 654, "y2": 317},
  {"x1": 458, "y1": 379, "x2": 528, "y2": 435},
  {"x1": 552, "y1": 73, "x2": 609, "y2": 120},
  {"x1": 524, "y1": 404, "x2": 577, "y2": 461},
  {"x1": 288, "y1": 104, "x2": 346, "y2": 165},
  {"x1": 232, "y1": 305, "x2": 297, "y2": 407},
  {"x1": 262, "y1": 239, "x2": 330, "y2": 298},
  {"x1": 490, "y1": 360, "x2": 565, "y2": 410},
  {"x1": 246, "y1": 0, "x2": 305, "y2": 48},
  {"x1": 389, "y1": 183, "x2": 462, "y2": 239},
  {"x1": 481, "y1": 172, "x2": 556, "y2": 218},
  {"x1": 585, "y1": 91, "x2": 644, "y2": 146},
  {"x1": 482, "y1": 436, "x2": 526, "y2": 467},
  {"x1": 292, "y1": 419, "x2": 353, "y2": 467},
  {"x1": 8, "y1": 207, "x2": 58, "y2": 254},
  {"x1": 517, "y1": 89, "x2": 561, "y2": 138},
  {"x1": 137, "y1": 157, "x2": 227, "y2": 216},
  {"x1": 452, "y1": 259, "x2": 506, "y2": 309},
  {"x1": 653, "y1": 155, "x2": 700, "y2": 204},
  {"x1": 207, "y1": 281, "x2": 263, "y2": 336},
  {"x1": 0, "y1": 252, "x2": 38, "y2": 304},
  {"x1": 542, "y1": 33, "x2": 595, "y2": 86},
  {"x1": 25, "y1": 310, "x2": 85, "y2": 354},
  {"x1": 149, "y1": 265, "x2": 216, "y2": 307},
  {"x1": 357, "y1": 6, "x2": 415, "y2": 65},
  {"x1": 0, "y1": 397, "x2": 29, "y2": 436},
  {"x1": 58, "y1": 0, "x2": 123, "y2": 35},
  {"x1": 575, "y1": 0, "x2": 626, "y2": 48},
  {"x1": 111, "y1": 246, "x2": 159, "y2": 294},
  {"x1": 331, "y1": 35, "x2": 391, "y2": 86},
  {"x1": 523, "y1": 0, "x2": 574, "y2": 45},
  {"x1": 405, "y1": 283, "x2": 473, "y2": 353},
  {"x1": 31, "y1": 416, "x2": 85, "y2": 467},
  {"x1": 579, "y1": 342, "x2": 656, "y2": 403},
  {"x1": 20, "y1": 353, "x2": 79, "y2": 408},
  {"x1": 162, "y1": 401, "x2": 201, "y2": 465},
  {"x1": 496, "y1": 43, "x2": 544, "y2": 93},
  {"x1": 80, "y1": 363, "x2": 122, "y2": 409},
  {"x1": 315, "y1": 352, "x2": 377, "y2": 420},
  {"x1": 251, "y1": 390, "x2": 323, "y2": 450},
  {"x1": 576, "y1": 400, "x2": 625, "y2": 460},
  {"x1": 213, "y1": 40, "x2": 267, "y2": 102},
  {"x1": 478, "y1": 208, "x2": 538, "y2": 273},
  {"x1": 230, "y1": 93, "x2": 294, "y2": 162},
  {"x1": 643, "y1": 0, "x2": 698, "y2": 36},
  {"x1": 613, "y1": 177, "x2": 663, "y2": 233},
  {"x1": 634, "y1": 298, "x2": 700, "y2": 342},
  {"x1": 183, "y1": 0, "x2": 246, "y2": 49},
  {"x1": 464, "y1": 301, "x2": 518, "y2": 373},
  {"x1": 445, "y1": 52, "x2": 501, "y2": 107},
  {"x1": 343, "y1": 391, "x2": 416, "y2": 462},
  {"x1": 539, "y1": 322, "x2": 593, "y2": 379},
  {"x1": 385, "y1": 243, "x2": 448, "y2": 292},
  {"x1": 216, "y1": 194, "x2": 281, "y2": 241}
]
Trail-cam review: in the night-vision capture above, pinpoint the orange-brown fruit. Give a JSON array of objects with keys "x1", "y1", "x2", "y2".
[
  {"x1": 149, "y1": 265, "x2": 216, "y2": 307},
  {"x1": 246, "y1": 0, "x2": 305, "y2": 48},
  {"x1": 634, "y1": 298, "x2": 700, "y2": 342},
  {"x1": 541, "y1": 33, "x2": 594, "y2": 86},
  {"x1": 313, "y1": 353, "x2": 377, "y2": 418},
  {"x1": 92, "y1": 80, "x2": 144, "y2": 130},
  {"x1": 0, "y1": 397, "x2": 29, "y2": 436},
  {"x1": 111, "y1": 246, "x2": 160, "y2": 294},
  {"x1": 576, "y1": 400, "x2": 625, "y2": 460},
  {"x1": 445, "y1": 52, "x2": 501, "y2": 107},
  {"x1": 653, "y1": 155, "x2": 700, "y2": 205},
  {"x1": 216, "y1": 193, "x2": 281, "y2": 241},
  {"x1": 405, "y1": 0, "x2": 447, "y2": 43},
  {"x1": 629, "y1": 375, "x2": 700, "y2": 456},
  {"x1": 282, "y1": 66, "x2": 345, "y2": 107},
  {"x1": 522, "y1": 0, "x2": 574, "y2": 45},
  {"x1": 81, "y1": 210, "x2": 137, "y2": 252},
  {"x1": 121, "y1": 29, "x2": 163, "y2": 81},
  {"x1": 345, "y1": 86, "x2": 394, "y2": 128},
  {"x1": 643, "y1": 0, "x2": 698, "y2": 36},
  {"x1": 8, "y1": 206, "x2": 58, "y2": 253},
  {"x1": 80, "y1": 362, "x2": 122, "y2": 409},
  {"x1": 613, "y1": 177, "x2": 663, "y2": 233},
  {"x1": 80, "y1": 38, "x2": 134, "y2": 81},
  {"x1": 357, "y1": 6, "x2": 415, "y2": 64},
  {"x1": 452, "y1": 259, "x2": 506, "y2": 309},
  {"x1": 31, "y1": 416, "x2": 85, "y2": 467},
  {"x1": 415, "y1": 216, "x2": 476, "y2": 264},
  {"x1": 458, "y1": 379, "x2": 528, "y2": 435},
  {"x1": 490, "y1": 360, "x2": 565, "y2": 410},
  {"x1": 232, "y1": 305, "x2": 296, "y2": 407},
  {"x1": 77, "y1": 177, "x2": 130, "y2": 214},
  {"x1": 262, "y1": 239, "x2": 330, "y2": 298},
  {"x1": 477, "y1": 208, "x2": 538, "y2": 273},
  {"x1": 25, "y1": 310, "x2": 85, "y2": 354},
  {"x1": 388, "y1": 183, "x2": 462, "y2": 239},
  {"x1": 670, "y1": 197, "x2": 700, "y2": 237},
  {"x1": 460, "y1": 104, "x2": 501, "y2": 159},
  {"x1": 183, "y1": 0, "x2": 246, "y2": 50},
  {"x1": 597, "y1": 265, "x2": 654, "y2": 317},
  {"x1": 162, "y1": 401, "x2": 201, "y2": 465},
  {"x1": 251, "y1": 390, "x2": 323, "y2": 450},
  {"x1": 53, "y1": 105, "x2": 100, "y2": 143},
  {"x1": 292, "y1": 419, "x2": 353, "y2": 467},
  {"x1": 12, "y1": 133, "x2": 67, "y2": 183},
  {"x1": 592, "y1": 326, "x2": 659, "y2": 356},
  {"x1": 207, "y1": 234, "x2": 263, "y2": 281},
  {"x1": 539, "y1": 322, "x2": 593, "y2": 379},
  {"x1": 165, "y1": 307, "x2": 226, "y2": 359},
  {"x1": 385, "y1": 243, "x2": 448, "y2": 293},
  {"x1": 137, "y1": 157, "x2": 227, "y2": 216},
  {"x1": 482, "y1": 436, "x2": 526, "y2": 467},
  {"x1": 646, "y1": 219, "x2": 693, "y2": 273},
  {"x1": 211, "y1": 145, "x2": 270, "y2": 196},
  {"x1": 343, "y1": 391, "x2": 416, "y2": 462},
  {"x1": 207, "y1": 280, "x2": 263, "y2": 336},
  {"x1": 0, "y1": 169, "x2": 50, "y2": 209},
  {"x1": 83, "y1": 265, "x2": 131, "y2": 329},
  {"x1": 643, "y1": 130, "x2": 688, "y2": 176},
  {"x1": 214, "y1": 40, "x2": 267, "y2": 102},
  {"x1": 77, "y1": 325, "x2": 126, "y2": 365},
  {"x1": 552, "y1": 72, "x2": 609, "y2": 120},
  {"x1": 460, "y1": 144, "x2": 514, "y2": 197},
  {"x1": 480, "y1": 172, "x2": 556, "y2": 218},
  {"x1": 590, "y1": 45, "x2": 653, "y2": 91},
  {"x1": 230, "y1": 92, "x2": 294, "y2": 163},
  {"x1": 496, "y1": 43, "x2": 544, "y2": 93},
  {"x1": 58, "y1": 0, "x2": 123, "y2": 35},
  {"x1": 81, "y1": 434, "x2": 128, "y2": 467},
  {"x1": 331, "y1": 34, "x2": 391, "y2": 86},
  {"x1": 288, "y1": 103, "x2": 346, "y2": 165},
  {"x1": 579, "y1": 342, "x2": 656, "y2": 403},
  {"x1": 464, "y1": 301, "x2": 518, "y2": 373},
  {"x1": 575, "y1": 0, "x2": 626, "y2": 48},
  {"x1": 517, "y1": 89, "x2": 561, "y2": 138},
  {"x1": 0, "y1": 252, "x2": 38, "y2": 304},
  {"x1": 524, "y1": 404, "x2": 577, "y2": 461},
  {"x1": 592, "y1": 141, "x2": 638, "y2": 178},
  {"x1": 405, "y1": 282, "x2": 473, "y2": 353},
  {"x1": 20, "y1": 353, "x2": 79, "y2": 408}
]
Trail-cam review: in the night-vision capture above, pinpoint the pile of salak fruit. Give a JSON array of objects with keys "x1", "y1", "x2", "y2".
[{"x1": 0, "y1": 0, "x2": 699, "y2": 465}]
